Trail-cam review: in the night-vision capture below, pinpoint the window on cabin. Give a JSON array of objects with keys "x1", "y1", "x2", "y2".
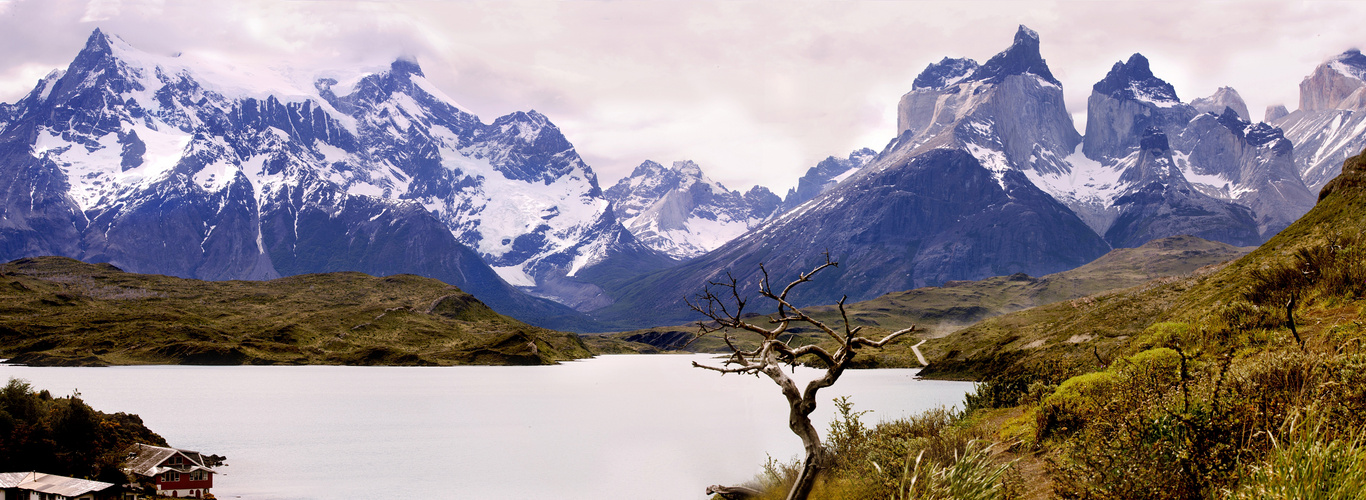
[
  {"x1": 191, "y1": 470, "x2": 208, "y2": 481},
  {"x1": 163, "y1": 471, "x2": 181, "y2": 482},
  {"x1": 169, "y1": 455, "x2": 183, "y2": 465}
]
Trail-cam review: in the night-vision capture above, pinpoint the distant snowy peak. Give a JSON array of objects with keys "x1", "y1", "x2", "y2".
[
  {"x1": 1276, "y1": 48, "x2": 1366, "y2": 191},
  {"x1": 912, "y1": 58, "x2": 980, "y2": 90},
  {"x1": 1094, "y1": 53, "x2": 1180, "y2": 106},
  {"x1": 605, "y1": 160, "x2": 713, "y2": 219},
  {"x1": 1329, "y1": 48, "x2": 1366, "y2": 81},
  {"x1": 1191, "y1": 87, "x2": 1251, "y2": 122},
  {"x1": 604, "y1": 160, "x2": 779, "y2": 259},
  {"x1": 781, "y1": 148, "x2": 876, "y2": 210},
  {"x1": 1299, "y1": 48, "x2": 1366, "y2": 113}
]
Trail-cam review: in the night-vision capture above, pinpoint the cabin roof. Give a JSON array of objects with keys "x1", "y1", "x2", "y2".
[
  {"x1": 0, "y1": 472, "x2": 113, "y2": 497},
  {"x1": 124, "y1": 443, "x2": 215, "y2": 476}
]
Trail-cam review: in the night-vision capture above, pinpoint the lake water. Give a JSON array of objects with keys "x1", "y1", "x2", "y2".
[{"x1": 0, "y1": 354, "x2": 973, "y2": 499}]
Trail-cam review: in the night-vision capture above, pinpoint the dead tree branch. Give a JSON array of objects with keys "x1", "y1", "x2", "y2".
[{"x1": 689, "y1": 255, "x2": 917, "y2": 500}]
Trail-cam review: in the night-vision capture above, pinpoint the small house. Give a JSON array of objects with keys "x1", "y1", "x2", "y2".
[
  {"x1": 122, "y1": 444, "x2": 220, "y2": 499},
  {"x1": 0, "y1": 471, "x2": 116, "y2": 500}
]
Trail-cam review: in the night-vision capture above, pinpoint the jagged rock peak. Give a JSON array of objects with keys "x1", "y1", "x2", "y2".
[
  {"x1": 1208, "y1": 107, "x2": 1286, "y2": 149},
  {"x1": 1244, "y1": 122, "x2": 1289, "y2": 148},
  {"x1": 1215, "y1": 107, "x2": 1248, "y2": 136},
  {"x1": 1300, "y1": 48, "x2": 1366, "y2": 113},
  {"x1": 492, "y1": 109, "x2": 552, "y2": 129},
  {"x1": 968, "y1": 25, "x2": 1061, "y2": 87},
  {"x1": 619, "y1": 159, "x2": 705, "y2": 181},
  {"x1": 626, "y1": 159, "x2": 667, "y2": 177},
  {"x1": 1191, "y1": 86, "x2": 1250, "y2": 121},
  {"x1": 1330, "y1": 48, "x2": 1366, "y2": 80},
  {"x1": 390, "y1": 57, "x2": 425, "y2": 77},
  {"x1": 912, "y1": 57, "x2": 980, "y2": 90},
  {"x1": 1265, "y1": 104, "x2": 1290, "y2": 122},
  {"x1": 671, "y1": 160, "x2": 703, "y2": 177},
  {"x1": 1094, "y1": 53, "x2": 1180, "y2": 105},
  {"x1": 84, "y1": 28, "x2": 113, "y2": 53},
  {"x1": 1140, "y1": 127, "x2": 1170, "y2": 152},
  {"x1": 781, "y1": 148, "x2": 877, "y2": 209},
  {"x1": 70, "y1": 28, "x2": 123, "y2": 71}
]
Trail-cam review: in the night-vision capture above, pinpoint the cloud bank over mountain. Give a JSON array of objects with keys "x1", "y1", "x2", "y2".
[{"x1": 0, "y1": 1, "x2": 1363, "y2": 202}]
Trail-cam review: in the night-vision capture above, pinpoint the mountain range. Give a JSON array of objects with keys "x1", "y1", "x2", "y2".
[
  {"x1": 582, "y1": 26, "x2": 1337, "y2": 329},
  {"x1": 0, "y1": 28, "x2": 1362, "y2": 332}
]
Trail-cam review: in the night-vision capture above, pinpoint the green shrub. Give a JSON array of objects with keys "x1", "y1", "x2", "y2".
[
  {"x1": 1139, "y1": 322, "x2": 1194, "y2": 350},
  {"x1": 0, "y1": 378, "x2": 166, "y2": 479}
]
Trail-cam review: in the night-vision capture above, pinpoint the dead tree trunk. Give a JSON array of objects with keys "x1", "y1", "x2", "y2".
[{"x1": 689, "y1": 254, "x2": 916, "y2": 500}]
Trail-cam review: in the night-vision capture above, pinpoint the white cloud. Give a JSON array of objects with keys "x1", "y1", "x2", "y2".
[{"x1": 2, "y1": 0, "x2": 1364, "y2": 194}]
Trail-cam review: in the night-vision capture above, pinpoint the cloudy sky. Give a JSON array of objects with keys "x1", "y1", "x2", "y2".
[{"x1": 1, "y1": 0, "x2": 1363, "y2": 194}]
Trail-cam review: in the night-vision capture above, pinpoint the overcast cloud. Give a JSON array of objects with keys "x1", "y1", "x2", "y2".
[{"x1": 1, "y1": 0, "x2": 1363, "y2": 193}]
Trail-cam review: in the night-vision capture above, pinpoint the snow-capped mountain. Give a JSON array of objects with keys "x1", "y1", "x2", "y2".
[
  {"x1": 1271, "y1": 48, "x2": 1366, "y2": 190},
  {"x1": 1027, "y1": 53, "x2": 1311, "y2": 245},
  {"x1": 894, "y1": 26, "x2": 1080, "y2": 181},
  {"x1": 588, "y1": 26, "x2": 1337, "y2": 330},
  {"x1": 1191, "y1": 86, "x2": 1251, "y2": 121},
  {"x1": 603, "y1": 160, "x2": 779, "y2": 259},
  {"x1": 0, "y1": 29, "x2": 658, "y2": 328},
  {"x1": 588, "y1": 26, "x2": 1112, "y2": 329}
]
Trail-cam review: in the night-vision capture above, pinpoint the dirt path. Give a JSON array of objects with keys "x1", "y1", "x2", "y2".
[{"x1": 910, "y1": 339, "x2": 929, "y2": 366}]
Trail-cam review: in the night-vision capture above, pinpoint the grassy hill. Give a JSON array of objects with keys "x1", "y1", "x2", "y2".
[
  {"x1": 918, "y1": 152, "x2": 1366, "y2": 382},
  {"x1": 730, "y1": 149, "x2": 1366, "y2": 499},
  {"x1": 0, "y1": 257, "x2": 591, "y2": 366},
  {"x1": 603, "y1": 235, "x2": 1251, "y2": 367}
]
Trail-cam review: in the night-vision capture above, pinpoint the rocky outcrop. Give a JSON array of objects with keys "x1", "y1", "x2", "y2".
[
  {"x1": 1175, "y1": 110, "x2": 1314, "y2": 238},
  {"x1": 1299, "y1": 49, "x2": 1366, "y2": 112},
  {"x1": 1272, "y1": 49, "x2": 1366, "y2": 191},
  {"x1": 780, "y1": 148, "x2": 877, "y2": 211},
  {"x1": 1265, "y1": 104, "x2": 1290, "y2": 122},
  {"x1": 1105, "y1": 129, "x2": 1261, "y2": 247},
  {"x1": 1083, "y1": 54, "x2": 1198, "y2": 161},
  {"x1": 1191, "y1": 87, "x2": 1251, "y2": 122}
]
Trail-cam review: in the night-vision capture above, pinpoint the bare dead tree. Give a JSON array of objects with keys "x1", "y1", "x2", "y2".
[{"x1": 687, "y1": 254, "x2": 916, "y2": 500}]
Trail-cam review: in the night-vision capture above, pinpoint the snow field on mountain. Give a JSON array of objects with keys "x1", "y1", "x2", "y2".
[{"x1": 35, "y1": 124, "x2": 193, "y2": 211}]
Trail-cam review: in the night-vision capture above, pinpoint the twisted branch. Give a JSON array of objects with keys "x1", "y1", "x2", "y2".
[{"x1": 689, "y1": 255, "x2": 917, "y2": 500}]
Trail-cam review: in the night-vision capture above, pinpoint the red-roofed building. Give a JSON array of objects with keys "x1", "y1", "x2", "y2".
[{"x1": 122, "y1": 444, "x2": 222, "y2": 499}]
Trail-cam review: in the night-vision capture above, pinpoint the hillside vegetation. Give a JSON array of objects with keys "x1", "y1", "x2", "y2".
[
  {"x1": 0, "y1": 378, "x2": 165, "y2": 483},
  {"x1": 722, "y1": 149, "x2": 1366, "y2": 499},
  {"x1": 606, "y1": 235, "x2": 1250, "y2": 367},
  {"x1": 0, "y1": 257, "x2": 591, "y2": 366}
]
